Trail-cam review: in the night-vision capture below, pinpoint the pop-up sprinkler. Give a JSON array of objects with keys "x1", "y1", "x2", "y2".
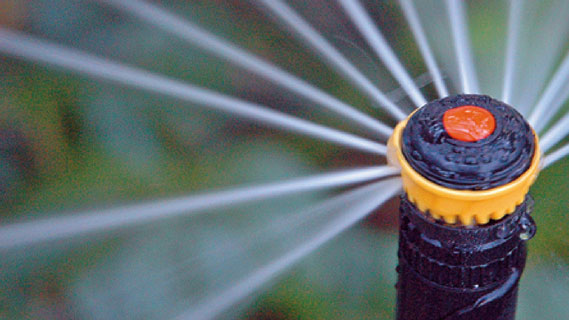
[{"x1": 389, "y1": 94, "x2": 540, "y2": 319}]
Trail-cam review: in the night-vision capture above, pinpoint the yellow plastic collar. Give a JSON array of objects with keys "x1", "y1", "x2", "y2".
[{"x1": 387, "y1": 116, "x2": 541, "y2": 226}]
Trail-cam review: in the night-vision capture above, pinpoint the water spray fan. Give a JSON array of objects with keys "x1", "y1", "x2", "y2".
[{"x1": 388, "y1": 94, "x2": 540, "y2": 319}]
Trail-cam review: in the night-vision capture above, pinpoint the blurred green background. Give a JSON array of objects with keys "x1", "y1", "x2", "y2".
[{"x1": 1, "y1": 0, "x2": 569, "y2": 319}]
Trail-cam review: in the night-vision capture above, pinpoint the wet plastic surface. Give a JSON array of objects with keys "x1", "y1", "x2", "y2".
[
  {"x1": 396, "y1": 195, "x2": 535, "y2": 320},
  {"x1": 402, "y1": 95, "x2": 535, "y2": 190}
]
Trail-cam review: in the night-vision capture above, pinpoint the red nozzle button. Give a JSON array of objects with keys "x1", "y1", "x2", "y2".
[{"x1": 443, "y1": 105, "x2": 495, "y2": 142}]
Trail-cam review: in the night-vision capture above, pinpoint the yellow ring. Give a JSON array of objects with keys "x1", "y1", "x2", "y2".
[{"x1": 387, "y1": 116, "x2": 541, "y2": 226}]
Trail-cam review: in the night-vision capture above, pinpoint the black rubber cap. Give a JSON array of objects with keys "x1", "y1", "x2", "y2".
[{"x1": 402, "y1": 94, "x2": 535, "y2": 190}]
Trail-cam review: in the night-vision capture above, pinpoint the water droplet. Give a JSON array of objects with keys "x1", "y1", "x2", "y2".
[
  {"x1": 497, "y1": 224, "x2": 513, "y2": 238},
  {"x1": 519, "y1": 214, "x2": 536, "y2": 241},
  {"x1": 525, "y1": 196, "x2": 535, "y2": 214},
  {"x1": 412, "y1": 150, "x2": 423, "y2": 160},
  {"x1": 465, "y1": 156, "x2": 478, "y2": 165}
]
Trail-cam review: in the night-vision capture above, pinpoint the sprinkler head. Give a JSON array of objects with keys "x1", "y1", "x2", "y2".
[
  {"x1": 388, "y1": 94, "x2": 540, "y2": 225},
  {"x1": 393, "y1": 95, "x2": 539, "y2": 320}
]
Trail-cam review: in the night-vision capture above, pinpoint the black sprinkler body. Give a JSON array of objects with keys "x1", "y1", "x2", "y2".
[{"x1": 396, "y1": 195, "x2": 535, "y2": 319}]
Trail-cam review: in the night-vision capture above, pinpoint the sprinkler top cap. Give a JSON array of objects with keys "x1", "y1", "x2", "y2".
[
  {"x1": 387, "y1": 94, "x2": 541, "y2": 226},
  {"x1": 443, "y1": 105, "x2": 495, "y2": 142},
  {"x1": 400, "y1": 95, "x2": 535, "y2": 190}
]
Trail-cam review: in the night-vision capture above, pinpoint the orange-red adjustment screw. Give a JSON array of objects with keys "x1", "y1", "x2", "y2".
[{"x1": 443, "y1": 105, "x2": 496, "y2": 142}]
